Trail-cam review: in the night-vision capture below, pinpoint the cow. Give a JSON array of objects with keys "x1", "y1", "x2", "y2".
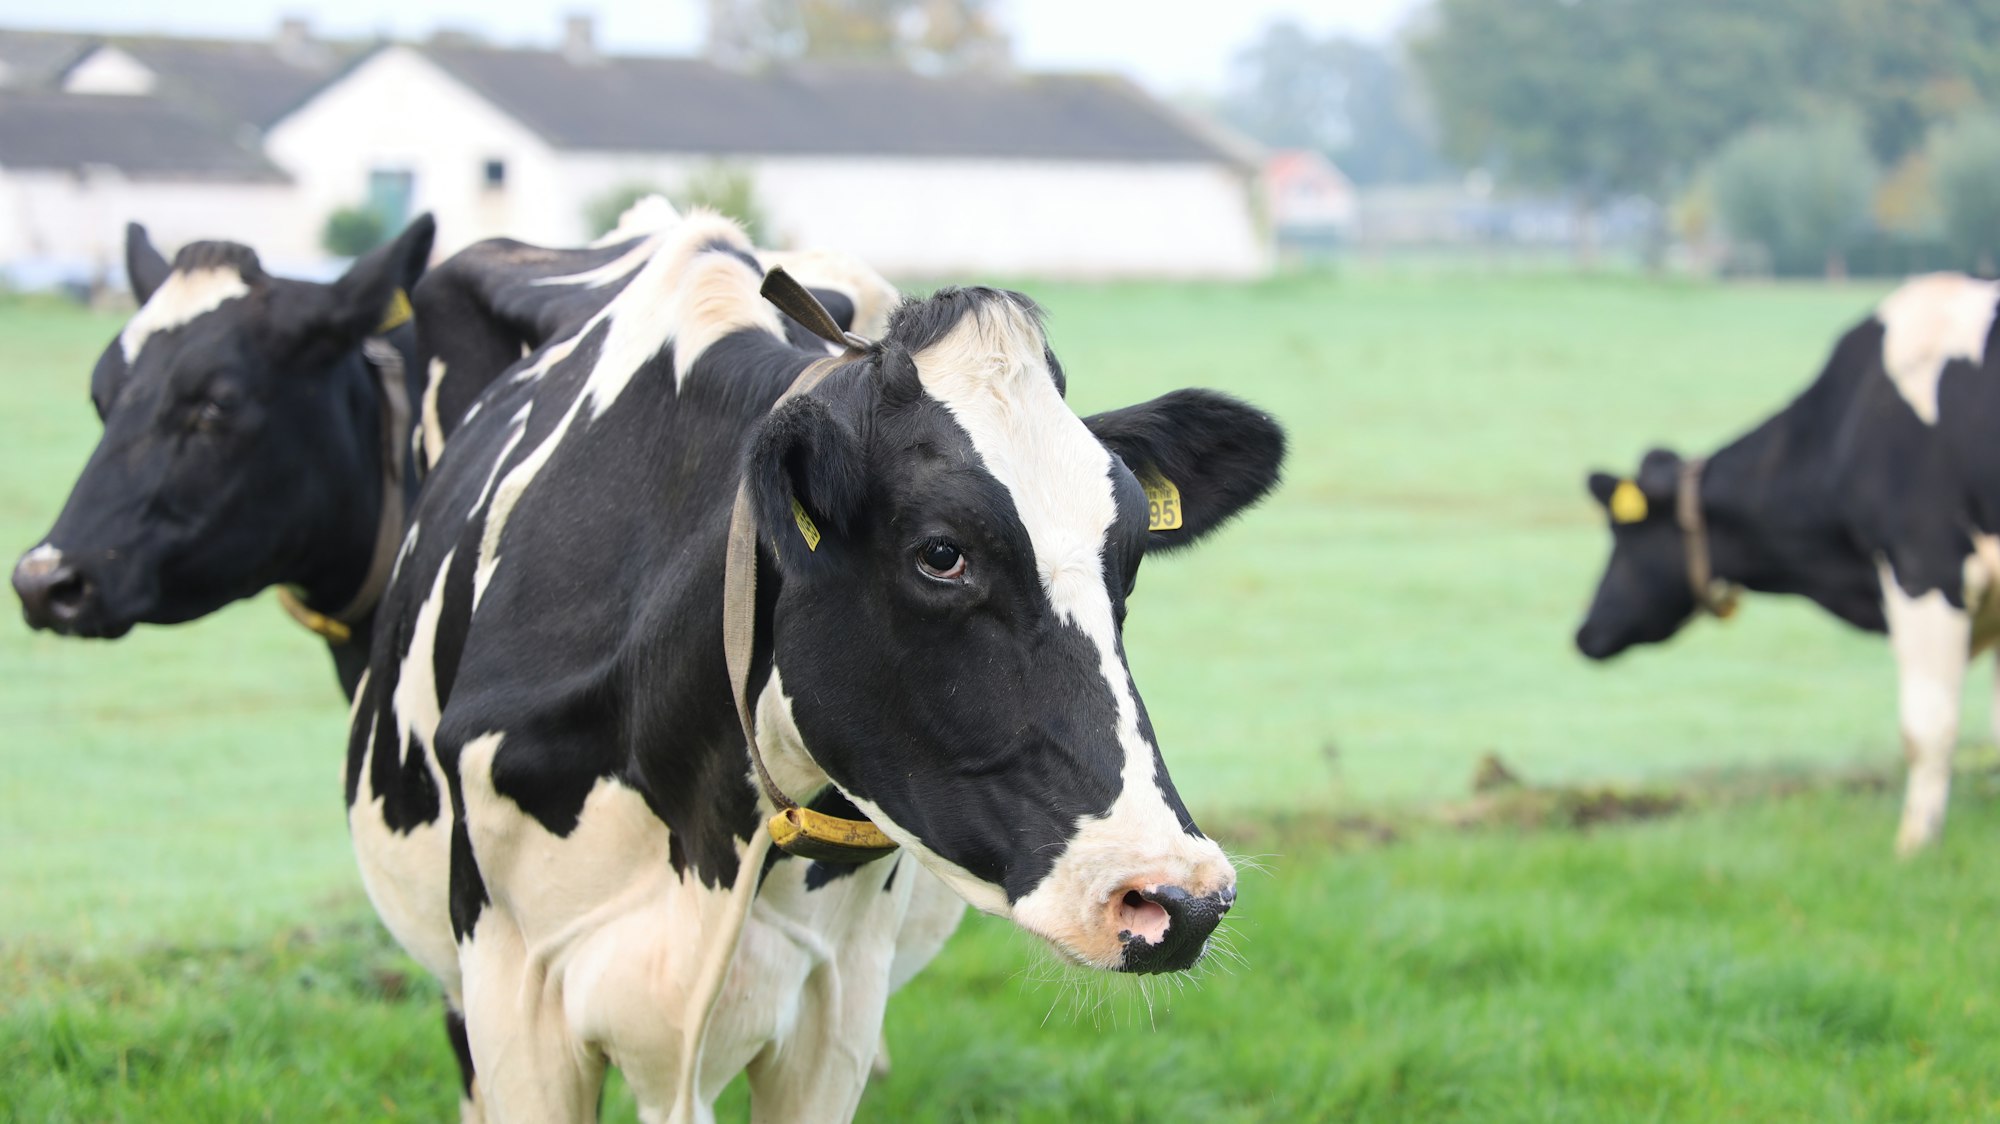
[
  {"x1": 348, "y1": 205, "x2": 1286, "y2": 1122},
  {"x1": 7, "y1": 203, "x2": 927, "y2": 1104},
  {"x1": 1577, "y1": 273, "x2": 2000, "y2": 856},
  {"x1": 11, "y1": 217, "x2": 438, "y2": 694}
]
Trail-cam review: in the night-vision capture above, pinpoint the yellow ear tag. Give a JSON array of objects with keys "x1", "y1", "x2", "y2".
[
  {"x1": 1609, "y1": 480, "x2": 1648, "y2": 524},
  {"x1": 791, "y1": 497, "x2": 821, "y2": 551},
  {"x1": 1141, "y1": 472, "x2": 1183, "y2": 532},
  {"x1": 376, "y1": 288, "x2": 413, "y2": 334}
]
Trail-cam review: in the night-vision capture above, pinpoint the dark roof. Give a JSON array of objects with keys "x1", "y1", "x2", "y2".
[
  {"x1": 0, "y1": 30, "x2": 91, "y2": 89},
  {"x1": 0, "y1": 29, "x2": 360, "y2": 129},
  {"x1": 421, "y1": 48, "x2": 1247, "y2": 165},
  {"x1": 0, "y1": 92, "x2": 286, "y2": 180},
  {"x1": 112, "y1": 37, "x2": 362, "y2": 128}
]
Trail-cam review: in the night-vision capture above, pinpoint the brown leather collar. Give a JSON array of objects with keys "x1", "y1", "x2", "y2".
[
  {"x1": 1677, "y1": 457, "x2": 1740, "y2": 620},
  {"x1": 277, "y1": 334, "x2": 410, "y2": 645}
]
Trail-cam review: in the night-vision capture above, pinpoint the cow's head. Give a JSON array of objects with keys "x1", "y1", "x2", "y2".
[
  {"x1": 747, "y1": 288, "x2": 1285, "y2": 974},
  {"x1": 12, "y1": 217, "x2": 435, "y2": 637},
  {"x1": 1576, "y1": 447, "x2": 1705, "y2": 659}
]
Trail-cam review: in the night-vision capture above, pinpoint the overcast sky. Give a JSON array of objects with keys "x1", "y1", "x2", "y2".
[{"x1": 0, "y1": 0, "x2": 1430, "y2": 94}]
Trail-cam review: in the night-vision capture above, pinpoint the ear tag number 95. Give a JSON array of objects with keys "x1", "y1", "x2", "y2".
[{"x1": 1142, "y1": 473, "x2": 1183, "y2": 532}]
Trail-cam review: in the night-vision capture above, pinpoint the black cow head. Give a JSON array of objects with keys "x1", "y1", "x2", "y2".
[
  {"x1": 746, "y1": 288, "x2": 1285, "y2": 974},
  {"x1": 12, "y1": 217, "x2": 435, "y2": 637},
  {"x1": 1576, "y1": 447, "x2": 1704, "y2": 659}
]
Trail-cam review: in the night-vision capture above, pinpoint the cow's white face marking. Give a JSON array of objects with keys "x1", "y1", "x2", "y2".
[
  {"x1": 119, "y1": 267, "x2": 249, "y2": 363},
  {"x1": 900, "y1": 300, "x2": 1233, "y2": 968},
  {"x1": 1876, "y1": 273, "x2": 2000, "y2": 425}
]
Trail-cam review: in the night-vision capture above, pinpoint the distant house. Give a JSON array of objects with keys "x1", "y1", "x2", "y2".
[
  {"x1": 269, "y1": 19, "x2": 1268, "y2": 278},
  {"x1": 0, "y1": 18, "x2": 1270, "y2": 283},
  {"x1": 1264, "y1": 149, "x2": 1355, "y2": 260},
  {"x1": 0, "y1": 26, "x2": 358, "y2": 281}
]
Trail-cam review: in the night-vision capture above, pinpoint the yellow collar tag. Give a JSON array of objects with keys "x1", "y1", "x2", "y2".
[
  {"x1": 1142, "y1": 472, "x2": 1183, "y2": 532},
  {"x1": 791, "y1": 498, "x2": 822, "y2": 551},
  {"x1": 376, "y1": 288, "x2": 413, "y2": 335},
  {"x1": 1609, "y1": 479, "x2": 1648, "y2": 524}
]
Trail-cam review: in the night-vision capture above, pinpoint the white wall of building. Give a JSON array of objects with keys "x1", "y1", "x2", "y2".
[
  {"x1": 0, "y1": 166, "x2": 302, "y2": 284},
  {"x1": 562, "y1": 153, "x2": 1271, "y2": 279},
  {"x1": 264, "y1": 46, "x2": 569, "y2": 256}
]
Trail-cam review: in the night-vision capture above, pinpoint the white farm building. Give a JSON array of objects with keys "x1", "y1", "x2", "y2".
[{"x1": 0, "y1": 19, "x2": 1269, "y2": 284}]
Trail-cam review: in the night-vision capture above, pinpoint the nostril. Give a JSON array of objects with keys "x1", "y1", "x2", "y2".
[
  {"x1": 45, "y1": 569, "x2": 90, "y2": 619},
  {"x1": 1114, "y1": 888, "x2": 1171, "y2": 947}
]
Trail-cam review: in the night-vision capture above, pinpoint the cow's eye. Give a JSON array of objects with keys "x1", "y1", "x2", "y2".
[
  {"x1": 917, "y1": 538, "x2": 966, "y2": 581},
  {"x1": 193, "y1": 398, "x2": 230, "y2": 432}
]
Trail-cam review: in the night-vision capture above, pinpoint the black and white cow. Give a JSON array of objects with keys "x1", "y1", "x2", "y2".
[
  {"x1": 1578, "y1": 273, "x2": 2000, "y2": 855},
  {"x1": 11, "y1": 218, "x2": 436, "y2": 693},
  {"x1": 350, "y1": 206, "x2": 1285, "y2": 1121}
]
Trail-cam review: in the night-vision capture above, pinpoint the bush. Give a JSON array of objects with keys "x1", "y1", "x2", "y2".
[
  {"x1": 583, "y1": 183, "x2": 669, "y2": 240},
  {"x1": 1928, "y1": 111, "x2": 2000, "y2": 275},
  {"x1": 1711, "y1": 120, "x2": 1878, "y2": 278},
  {"x1": 584, "y1": 165, "x2": 771, "y2": 245},
  {"x1": 677, "y1": 163, "x2": 768, "y2": 245},
  {"x1": 321, "y1": 207, "x2": 387, "y2": 258}
]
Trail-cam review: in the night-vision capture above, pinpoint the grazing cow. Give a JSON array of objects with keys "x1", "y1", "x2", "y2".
[
  {"x1": 350, "y1": 207, "x2": 1285, "y2": 1122},
  {"x1": 1577, "y1": 273, "x2": 2000, "y2": 855},
  {"x1": 11, "y1": 218, "x2": 437, "y2": 694}
]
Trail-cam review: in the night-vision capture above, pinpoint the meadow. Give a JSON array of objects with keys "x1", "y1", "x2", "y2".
[{"x1": 7, "y1": 271, "x2": 1999, "y2": 1121}]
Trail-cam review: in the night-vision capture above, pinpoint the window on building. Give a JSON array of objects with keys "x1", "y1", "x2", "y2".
[{"x1": 483, "y1": 159, "x2": 506, "y2": 189}]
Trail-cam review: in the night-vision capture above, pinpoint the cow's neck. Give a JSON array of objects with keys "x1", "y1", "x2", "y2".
[
  {"x1": 1701, "y1": 408, "x2": 1885, "y2": 631},
  {"x1": 296, "y1": 328, "x2": 423, "y2": 699},
  {"x1": 617, "y1": 339, "x2": 837, "y2": 887}
]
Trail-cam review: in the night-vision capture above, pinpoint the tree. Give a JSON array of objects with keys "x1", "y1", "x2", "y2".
[
  {"x1": 1710, "y1": 120, "x2": 1877, "y2": 278},
  {"x1": 1219, "y1": 21, "x2": 1441, "y2": 185},
  {"x1": 1929, "y1": 111, "x2": 2000, "y2": 275},
  {"x1": 706, "y1": 0, "x2": 1008, "y2": 71},
  {"x1": 1411, "y1": 0, "x2": 1788, "y2": 206}
]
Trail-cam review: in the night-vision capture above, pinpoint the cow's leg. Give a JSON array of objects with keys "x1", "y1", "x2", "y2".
[
  {"x1": 1885, "y1": 575, "x2": 1971, "y2": 856},
  {"x1": 743, "y1": 946, "x2": 896, "y2": 1124},
  {"x1": 444, "y1": 1001, "x2": 486, "y2": 1124},
  {"x1": 459, "y1": 915, "x2": 606, "y2": 1124}
]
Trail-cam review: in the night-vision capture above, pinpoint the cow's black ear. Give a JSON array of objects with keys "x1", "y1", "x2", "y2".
[
  {"x1": 126, "y1": 223, "x2": 170, "y2": 304},
  {"x1": 1588, "y1": 471, "x2": 1620, "y2": 507},
  {"x1": 325, "y1": 213, "x2": 437, "y2": 340},
  {"x1": 1636, "y1": 447, "x2": 1684, "y2": 501},
  {"x1": 1084, "y1": 388, "x2": 1286, "y2": 552},
  {"x1": 748, "y1": 395, "x2": 868, "y2": 572}
]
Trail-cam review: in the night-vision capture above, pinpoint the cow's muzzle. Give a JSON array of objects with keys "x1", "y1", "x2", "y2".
[
  {"x1": 1114, "y1": 883, "x2": 1234, "y2": 974},
  {"x1": 13, "y1": 546, "x2": 101, "y2": 635}
]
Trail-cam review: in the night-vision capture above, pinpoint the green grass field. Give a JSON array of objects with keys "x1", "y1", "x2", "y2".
[{"x1": 7, "y1": 272, "x2": 1999, "y2": 1121}]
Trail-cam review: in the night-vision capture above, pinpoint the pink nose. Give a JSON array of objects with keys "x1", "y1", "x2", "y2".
[{"x1": 1109, "y1": 880, "x2": 1235, "y2": 974}]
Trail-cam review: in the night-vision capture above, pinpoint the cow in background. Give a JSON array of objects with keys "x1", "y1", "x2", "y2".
[
  {"x1": 350, "y1": 204, "x2": 1285, "y2": 1121},
  {"x1": 1578, "y1": 274, "x2": 2000, "y2": 855},
  {"x1": 12, "y1": 218, "x2": 437, "y2": 693}
]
